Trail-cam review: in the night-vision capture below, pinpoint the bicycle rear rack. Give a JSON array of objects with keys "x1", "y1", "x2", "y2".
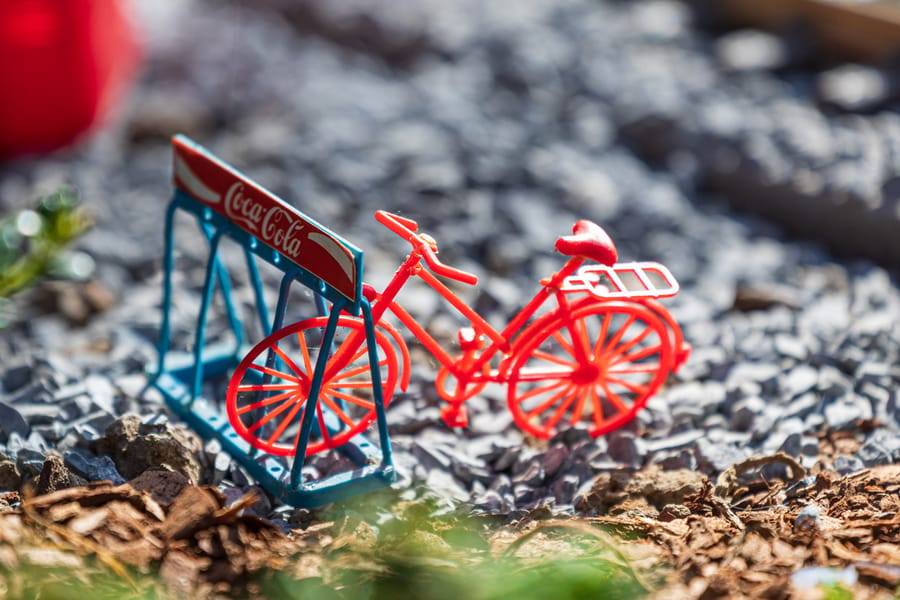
[
  {"x1": 561, "y1": 261, "x2": 680, "y2": 299},
  {"x1": 150, "y1": 135, "x2": 395, "y2": 507}
]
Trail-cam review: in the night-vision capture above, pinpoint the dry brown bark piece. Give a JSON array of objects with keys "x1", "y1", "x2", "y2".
[
  {"x1": 128, "y1": 470, "x2": 192, "y2": 508},
  {"x1": 156, "y1": 485, "x2": 222, "y2": 541},
  {"x1": 11, "y1": 477, "x2": 296, "y2": 594},
  {"x1": 856, "y1": 561, "x2": 900, "y2": 587},
  {"x1": 577, "y1": 466, "x2": 707, "y2": 517},
  {"x1": 46, "y1": 501, "x2": 82, "y2": 523},
  {"x1": 714, "y1": 452, "x2": 807, "y2": 501},
  {"x1": 159, "y1": 547, "x2": 214, "y2": 594},
  {"x1": 0, "y1": 514, "x2": 24, "y2": 545},
  {"x1": 25, "y1": 481, "x2": 166, "y2": 521},
  {"x1": 104, "y1": 536, "x2": 166, "y2": 568},
  {"x1": 67, "y1": 506, "x2": 111, "y2": 535}
]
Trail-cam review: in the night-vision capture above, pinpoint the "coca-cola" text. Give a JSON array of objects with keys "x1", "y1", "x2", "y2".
[{"x1": 224, "y1": 182, "x2": 304, "y2": 259}]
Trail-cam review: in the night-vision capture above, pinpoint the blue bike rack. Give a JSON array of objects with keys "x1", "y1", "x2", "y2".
[{"x1": 150, "y1": 135, "x2": 395, "y2": 507}]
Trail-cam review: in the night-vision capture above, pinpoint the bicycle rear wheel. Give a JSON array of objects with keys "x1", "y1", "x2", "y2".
[
  {"x1": 227, "y1": 315, "x2": 399, "y2": 456},
  {"x1": 507, "y1": 301, "x2": 673, "y2": 439}
]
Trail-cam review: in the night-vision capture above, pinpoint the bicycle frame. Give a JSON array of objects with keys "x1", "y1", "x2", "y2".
[
  {"x1": 365, "y1": 245, "x2": 590, "y2": 411},
  {"x1": 296, "y1": 210, "x2": 689, "y2": 434},
  {"x1": 225, "y1": 207, "x2": 691, "y2": 473},
  {"x1": 337, "y1": 218, "x2": 690, "y2": 429}
]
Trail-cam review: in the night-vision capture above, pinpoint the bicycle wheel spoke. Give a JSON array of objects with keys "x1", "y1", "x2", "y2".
[
  {"x1": 316, "y1": 403, "x2": 332, "y2": 446},
  {"x1": 328, "y1": 387, "x2": 375, "y2": 408},
  {"x1": 564, "y1": 317, "x2": 592, "y2": 361},
  {"x1": 550, "y1": 329, "x2": 576, "y2": 358},
  {"x1": 297, "y1": 331, "x2": 313, "y2": 375},
  {"x1": 247, "y1": 393, "x2": 301, "y2": 434},
  {"x1": 237, "y1": 382, "x2": 298, "y2": 392},
  {"x1": 517, "y1": 379, "x2": 571, "y2": 406},
  {"x1": 327, "y1": 330, "x2": 367, "y2": 364},
  {"x1": 271, "y1": 343, "x2": 305, "y2": 380},
  {"x1": 236, "y1": 388, "x2": 298, "y2": 415},
  {"x1": 531, "y1": 348, "x2": 579, "y2": 368},
  {"x1": 612, "y1": 344, "x2": 663, "y2": 365},
  {"x1": 599, "y1": 379, "x2": 629, "y2": 413},
  {"x1": 320, "y1": 394, "x2": 357, "y2": 429},
  {"x1": 327, "y1": 388, "x2": 375, "y2": 410},
  {"x1": 515, "y1": 368, "x2": 576, "y2": 382},
  {"x1": 605, "y1": 375, "x2": 649, "y2": 396},
  {"x1": 607, "y1": 364, "x2": 660, "y2": 375},
  {"x1": 525, "y1": 382, "x2": 575, "y2": 419},
  {"x1": 249, "y1": 363, "x2": 302, "y2": 383},
  {"x1": 319, "y1": 333, "x2": 360, "y2": 376},
  {"x1": 332, "y1": 379, "x2": 375, "y2": 389},
  {"x1": 544, "y1": 388, "x2": 579, "y2": 431},
  {"x1": 350, "y1": 342, "x2": 370, "y2": 363},
  {"x1": 334, "y1": 360, "x2": 384, "y2": 381},
  {"x1": 569, "y1": 386, "x2": 588, "y2": 425},
  {"x1": 599, "y1": 315, "x2": 636, "y2": 360},
  {"x1": 267, "y1": 400, "x2": 305, "y2": 444},
  {"x1": 605, "y1": 326, "x2": 653, "y2": 362},
  {"x1": 573, "y1": 317, "x2": 591, "y2": 355},
  {"x1": 589, "y1": 386, "x2": 605, "y2": 429},
  {"x1": 593, "y1": 311, "x2": 612, "y2": 358}
]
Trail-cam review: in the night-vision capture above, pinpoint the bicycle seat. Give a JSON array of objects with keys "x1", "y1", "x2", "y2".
[{"x1": 555, "y1": 220, "x2": 618, "y2": 266}]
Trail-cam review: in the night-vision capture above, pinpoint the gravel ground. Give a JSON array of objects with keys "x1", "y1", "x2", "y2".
[{"x1": 0, "y1": 0, "x2": 898, "y2": 522}]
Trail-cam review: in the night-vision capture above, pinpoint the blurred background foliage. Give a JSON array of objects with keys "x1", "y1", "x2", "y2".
[{"x1": 0, "y1": 188, "x2": 93, "y2": 327}]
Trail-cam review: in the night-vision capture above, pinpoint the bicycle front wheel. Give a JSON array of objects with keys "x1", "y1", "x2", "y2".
[
  {"x1": 226, "y1": 315, "x2": 399, "y2": 456},
  {"x1": 507, "y1": 301, "x2": 673, "y2": 439}
]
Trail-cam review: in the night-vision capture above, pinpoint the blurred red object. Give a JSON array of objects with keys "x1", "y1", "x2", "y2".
[{"x1": 0, "y1": 0, "x2": 141, "y2": 159}]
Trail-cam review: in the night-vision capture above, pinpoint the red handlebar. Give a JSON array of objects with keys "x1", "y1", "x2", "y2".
[
  {"x1": 375, "y1": 210, "x2": 419, "y2": 239},
  {"x1": 375, "y1": 210, "x2": 478, "y2": 286},
  {"x1": 421, "y1": 245, "x2": 479, "y2": 285}
]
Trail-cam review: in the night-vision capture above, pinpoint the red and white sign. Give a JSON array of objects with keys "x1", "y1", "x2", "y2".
[{"x1": 172, "y1": 135, "x2": 359, "y2": 302}]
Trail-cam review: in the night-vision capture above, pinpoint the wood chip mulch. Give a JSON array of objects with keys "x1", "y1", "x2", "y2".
[
  {"x1": 0, "y1": 470, "x2": 296, "y2": 597},
  {"x1": 1, "y1": 453, "x2": 899, "y2": 599},
  {"x1": 577, "y1": 453, "x2": 900, "y2": 599}
]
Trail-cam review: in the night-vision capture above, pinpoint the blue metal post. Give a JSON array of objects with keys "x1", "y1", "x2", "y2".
[
  {"x1": 361, "y1": 299, "x2": 393, "y2": 466},
  {"x1": 213, "y1": 256, "x2": 244, "y2": 350},
  {"x1": 191, "y1": 231, "x2": 224, "y2": 401},
  {"x1": 271, "y1": 272, "x2": 293, "y2": 335},
  {"x1": 198, "y1": 219, "x2": 244, "y2": 351},
  {"x1": 314, "y1": 290, "x2": 328, "y2": 317},
  {"x1": 244, "y1": 245, "x2": 271, "y2": 337},
  {"x1": 289, "y1": 304, "x2": 344, "y2": 489}
]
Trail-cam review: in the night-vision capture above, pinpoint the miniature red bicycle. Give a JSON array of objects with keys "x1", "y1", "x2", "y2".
[{"x1": 226, "y1": 210, "x2": 690, "y2": 456}]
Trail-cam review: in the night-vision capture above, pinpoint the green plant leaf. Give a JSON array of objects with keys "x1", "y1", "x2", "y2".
[{"x1": 0, "y1": 188, "x2": 93, "y2": 312}]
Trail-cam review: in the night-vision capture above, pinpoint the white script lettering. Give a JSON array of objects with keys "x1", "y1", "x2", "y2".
[
  {"x1": 224, "y1": 183, "x2": 261, "y2": 232},
  {"x1": 262, "y1": 207, "x2": 304, "y2": 259}
]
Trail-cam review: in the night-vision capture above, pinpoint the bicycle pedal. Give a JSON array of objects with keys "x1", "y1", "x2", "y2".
[{"x1": 440, "y1": 404, "x2": 469, "y2": 428}]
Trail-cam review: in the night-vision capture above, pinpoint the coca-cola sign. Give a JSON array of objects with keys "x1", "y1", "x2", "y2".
[{"x1": 172, "y1": 135, "x2": 359, "y2": 302}]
